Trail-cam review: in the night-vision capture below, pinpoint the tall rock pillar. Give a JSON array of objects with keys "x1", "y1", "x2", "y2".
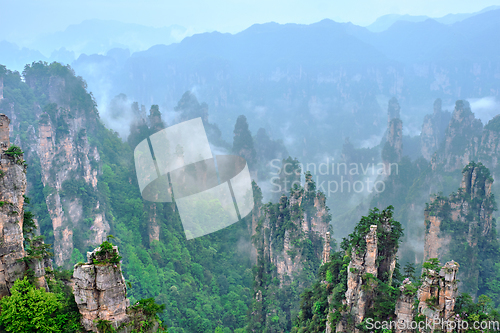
[{"x1": 0, "y1": 114, "x2": 27, "y2": 298}]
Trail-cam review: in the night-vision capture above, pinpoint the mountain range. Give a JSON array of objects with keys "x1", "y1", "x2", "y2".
[{"x1": 365, "y1": 5, "x2": 500, "y2": 32}]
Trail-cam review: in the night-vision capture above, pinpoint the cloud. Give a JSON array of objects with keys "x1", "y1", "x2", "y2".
[
  {"x1": 359, "y1": 134, "x2": 384, "y2": 149},
  {"x1": 467, "y1": 96, "x2": 500, "y2": 125},
  {"x1": 99, "y1": 93, "x2": 134, "y2": 139}
]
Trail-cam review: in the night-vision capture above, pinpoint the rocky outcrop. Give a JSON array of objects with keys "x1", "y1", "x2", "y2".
[
  {"x1": 73, "y1": 244, "x2": 161, "y2": 333},
  {"x1": 233, "y1": 115, "x2": 257, "y2": 170},
  {"x1": 417, "y1": 261, "x2": 459, "y2": 332},
  {"x1": 431, "y1": 100, "x2": 482, "y2": 172},
  {"x1": 36, "y1": 106, "x2": 107, "y2": 267},
  {"x1": 256, "y1": 174, "x2": 331, "y2": 283},
  {"x1": 387, "y1": 97, "x2": 401, "y2": 124},
  {"x1": 27, "y1": 236, "x2": 53, "y2": 291},
  {"x1": 420, "y1": 99, "x2": 452, "y2": 161},
  {"x1": 333, "y1": 207, "x2": 402, "y2": 333},
  {"x1": 394, "y1": 279, "x2": 415, "y2": 333},
  {"x1": 424, "y1": 162, "x2": 496, "y2": 297},
  {"x1": 342, "y1": 225, "x2": 379, "y2": 331},
  {"x1": 478, "y1": 115, "x2": 500, "y2": 170},
  {"x1": 392, "y1": 260, "x2": 459, "y2": 333},
  {"x1": 249, "y1": 176, "x2": 331, "y2": 332},
  {"x1": 322, "y1": 231, "x2": 331, "y2": 264},
  {"x1": 250, "y1": 181, "x2": 262, "y2": 263},
  {"x1": 0, "y1": 114, "x2": 9, "y2": 149},
  {"x1": 338, "y1": 221, "x2": 398, "y2": 333},
  {"x1": 382, "y1": 98, "x2": 403, "y2": 170},
  {"x1": 0, "y1": 114, "x2": 27, "y2": 297},
  {"x1": 19, "y1": 68, "x2": 111, "y2": 268},
  {"x1": 129, "y1": 105, "x2": 165, "y2": 246},
  {"x1": 73, "y1": 245, "x2": 130, "y2": 332}
]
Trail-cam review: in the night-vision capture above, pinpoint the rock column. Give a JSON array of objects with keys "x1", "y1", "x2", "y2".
[{"x1": 0, "y1": 114, "x2": 27, "y2": 298}]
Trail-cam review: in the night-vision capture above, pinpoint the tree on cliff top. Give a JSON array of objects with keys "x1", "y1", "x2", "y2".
[{"x1": 294, "y1": 206, "x2": 404, "y2": 332}]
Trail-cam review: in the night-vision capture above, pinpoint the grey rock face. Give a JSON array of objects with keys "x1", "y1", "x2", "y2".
[
  {"x1": 424, "y1": 163, "x2": 494, "y2": 298},
  {"x1": 0, "y1": 114, "x2": 27, "y2": 298},
  {"x1": 73, "y1": 246, "x2": 129, "y2": 332},
  {"x1": 420, "y1": 98, "x2": 451, "y2": 161},
  {"x1": 417, "y1": 261, "x2": 459, "y2": 332}
]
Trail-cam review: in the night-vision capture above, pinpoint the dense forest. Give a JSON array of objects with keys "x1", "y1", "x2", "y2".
[{"x1": 0, "y1": 58, "x2": 500, "y2": 333}]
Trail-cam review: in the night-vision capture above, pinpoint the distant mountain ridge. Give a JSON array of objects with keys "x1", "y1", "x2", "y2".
[
  {"x1": 0, "y1": 19, "x2": 189, "y2": 72},
  {"x1": 65, "y1": 8, "x2": 500, "y2": 153},
  {"x1": 1, "y1": 7, "x2": 499, "y2": 167},
  {"x1": 365, "y1": 5, "x2": 500, "y2": 32},
  {"x1": 0, "y1": 6, "x2": 500, "y2": 71},
  {"x1": 31, "y1": 19, "x2": 188, "y2": 56}
]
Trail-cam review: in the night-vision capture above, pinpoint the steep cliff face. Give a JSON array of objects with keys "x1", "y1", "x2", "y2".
[
  {"x1": 293, "y1": 206, "x2": 464, "y2": 333},
  {"x1": 73, "y1": 244, "x2": 161, "y2": 333},
  {"x1": 478, "y1": 115, "x2": 500, "y2": 171},
  {"x1": 233, "y1": 115, "x2": 257, "y2": 172},
  {"x1": 342, "y1": 225, "x2": 380, "y2": 330},
  {"x1": 424, "y1": 162, "x2": 498, "y2": 297},
  {"x1": 431, "y1": 101, "x2": 483, "y2": 172},
  {"x1": 0, "y1": 114, "x2": 27, "y2": 297},
  {"x1": 128, "y1": 104, "x2": 166, "y2": 245},
  {"x1": 73, "y1": 245, "x2": 130, "y2": 331},
  {"x1": 382, "y1": 98, "x2": 403, "y2": 169},
  {"x1": 19, "y1": 64, "x2": 109, "y2": 268},
  {"x1": 36, "y1": 108, "x2": 106, "y2": 267},
  {"x1": 392, "y1": 260, "x2": 459, "y2": 333},
  {"x1": 336, "y1": 208, "x2": 401, "y2": 333},
  {"x1": 387, "y1": 97, "x2": 401, "y2": 124},
  {"x1": 147, "y1": 106, "x2": 166, "y2": 244},
  {"x1": 426, "y1": 103, "x2": 500, "y2": 200},
  {"x1": 417, "y1": 261, "x2": 459, "y2": 331},
  {"x1": 249, "y1": 182, "x2": 263, "y2": 263},
  {"x1": 257, "y1": 174, "x2": 331, "y2": 283},
  {"x1": 420, "y1": 99, "x2": 452, "y2": 161},
  {"x1": 394, "y1": 279, "x2": 414, "y2": 333},
  {"x1": 249, "y1": 175, "x2": 332, "y2": 332}
]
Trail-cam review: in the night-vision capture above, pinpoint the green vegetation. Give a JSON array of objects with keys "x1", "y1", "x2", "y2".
[
  {"x1": 95, "y1": 319, "x2": 115, "y2": 333},
  {"x1": 0, "y1": 277, "x2": 81, "y2": 333},
  {"x1": 292, "y1": 252, "x2": 349, "y2": 332},
  {"x1": 124, "y1": 298, "x2": 167, "y2": 332},
  {"x1": 3, "y1": 145, "x2": 26, "y2": 166},
  {"x1": 247, "y1": 175, "x2": 332, "y2": 333},
  {"x1": 4, "y1": 145, "x2": 23, "y2": 157},
  {"x1": 0, "y1": 195, "x2": 84, "y2": 332},
  {"x1": 425, "y1": 162, "x2": 500, "y2": 301},
  {"x1": 292, "y1": 206, "x2": 403, "y2": 333},
  {"x1": 1, "y1": 61, "x2": 499, "y2": 333},
  {"x1": 403, "y1": 262, "x2": 416, "y2": 281},
  {"x1": 484, "y1": 115, "x2": 500, "y2": 132},
  {"x1": 454, "y1": 294, "x2": 500, "y2": 332},
  {"x1": 0, "y1": 62, "x2": 257, "y2": 332},
  {"x1": 93, "y1": 239, "x2": 122, "y2": 265}
]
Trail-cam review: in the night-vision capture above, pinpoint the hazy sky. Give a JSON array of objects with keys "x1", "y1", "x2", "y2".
[{"x1": 1, "y1": 0, "x2": 500, "y2": 42}]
